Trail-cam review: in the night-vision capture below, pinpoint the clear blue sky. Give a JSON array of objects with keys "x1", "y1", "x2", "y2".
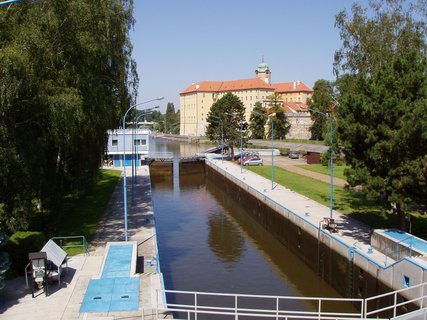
[{"x1": 131, "y1": 0, "x2": 365, "y2": 113}]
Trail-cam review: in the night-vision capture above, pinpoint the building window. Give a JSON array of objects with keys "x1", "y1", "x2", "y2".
[
  {"x1": 403, "y1": 275, "x2": 410, "y2": 288},
  {"x1": 112, "y1": 139, "x2": 118, "y2": 146},
  {"x1": 134, "y1": 139, "x2": 147, "y2": 146}
]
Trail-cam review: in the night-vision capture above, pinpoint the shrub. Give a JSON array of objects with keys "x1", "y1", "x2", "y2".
[{"x1": 7, "y1": 231, "x2": 45, "y2": 276}]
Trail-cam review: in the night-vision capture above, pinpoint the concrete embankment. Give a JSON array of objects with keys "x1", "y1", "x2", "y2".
[{"x1": 205, "y1": 159, "x2": 427, "y2": 311}]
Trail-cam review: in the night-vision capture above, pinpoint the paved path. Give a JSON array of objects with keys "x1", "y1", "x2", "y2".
[{"x1": 0, "y1": 166, "x2": 167, "y2": 320}]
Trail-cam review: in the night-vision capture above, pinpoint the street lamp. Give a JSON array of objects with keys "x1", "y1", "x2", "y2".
[
  {"x1": 225, "y1": 112, "x2": 244, "y2": 173},
  {"x1": 0, "y1": 0, "x2": 20, "y2": 5},
  {"x1": 301, "y1": 106, "x2": 334, "y2": 219},
  {"x1": 253, "y1": 111, "x2": 275, "y2": 190},
  {"x1": 131, "y1": 106, "x2": 159, "y2": 204},
  {"x1": 211, "y1": 115, "x2": 224, "y2": 163},
  {"x1": 121, "y1": 97, "x2": 164, "y2": 241}
]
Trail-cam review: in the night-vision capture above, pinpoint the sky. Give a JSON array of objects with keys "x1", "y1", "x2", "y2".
[{"x1": 130, "y1": 0, "x2": 367, "y2": 113}]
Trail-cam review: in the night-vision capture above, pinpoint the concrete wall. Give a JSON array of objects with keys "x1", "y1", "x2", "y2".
[
  {"x1": 205, "y1": 160, "x2": 427, "y2": 315},
  {"x1": 149, "y1": 161, "x2": 173, "y2": 177}
]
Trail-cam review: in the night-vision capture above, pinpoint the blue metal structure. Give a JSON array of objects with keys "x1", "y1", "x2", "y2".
[
  {"x1": 211, "y1": 115, "x2": 224, "y2": 163},
  {"x1": 224, "y1": 112, "x2": 244, "y2": 173},
  {"x1": 302, "y1": 106, "x2": 334, "y2": 219},
  {"x1": 120, "y1": 97, "x2": 164, "y2": 241},
  {"x1": 253, "y1": 111, "x2": 275, "y2": 190},
  {"x1": 0, "y1": 0, "x2": 21, "y2": 5}
]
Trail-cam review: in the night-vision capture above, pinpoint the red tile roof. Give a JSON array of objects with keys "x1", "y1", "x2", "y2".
[
  {"x1": 266, "y1": 101, "x2": 310, "y2": 114},
  {"x1": 283, "y1": 101, "x2": 310, "y2": 113},
  {"x1": 272, "y1": 81, "x2": 313, "y2": 93},
  {"x1": 180, "y1": 78, "x2": 274, "y2": 95}
]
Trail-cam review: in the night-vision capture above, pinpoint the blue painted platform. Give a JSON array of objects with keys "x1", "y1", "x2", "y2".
[
  {"x1": 80, "y1": 243, "x2": 139, "y2": 313},
  {"x1": 80, "y1": 277, "x2": 139, "y2": 312},
  {"x1": 384, "y1": 230, "x2": 427, "y2": 253}
]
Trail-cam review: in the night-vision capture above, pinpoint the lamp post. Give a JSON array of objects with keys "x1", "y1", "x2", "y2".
[
  {"x1": 253, "y1": 111, "x2": 275, "y2": 190},
  {"x1": 121, "y1": 97, "x2": 164, "y2": 241},
  {"x1": 225, "y1": 112, "x2": 244, "y2": 173},
  {"x1": 0, "y1": 0, "x2": 20, "y2": 5},
  {"x1": 302, "y1": 106, "x2": 334, "y2": 219},
  {"x1": 131, "y1": 107, "x2": 159, "y2": 204},
  {"x1": 211, "y1": 115, "x2": 224, "y2": 163}
]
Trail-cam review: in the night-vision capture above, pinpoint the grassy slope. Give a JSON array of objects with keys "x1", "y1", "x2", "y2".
[
  {"x1": 248, "y1": 165, "x2": 400, "y2": 230},
  {"x1": 56, "y1": 169, "x2": 121, "y2": 253},
  {"x1": 296, "y1": 164, "x2": 348, "y2": 181}
]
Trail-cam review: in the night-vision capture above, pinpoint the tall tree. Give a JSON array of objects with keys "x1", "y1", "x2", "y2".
[
  {"x1": 266, "y1": 94, "x2": 290, "y2": 140},
  {"x1": 206, "y1": 93, "x2": 246, "y2": 158},
  {"x1": 164, "y1": 102, "x2": 175, "y2": 133},
  {"x1": 307, "y1": 79, "x2": 334, "y2": 141},
  {"x1": 334, "y1": 0, "x2": 427, "y2": 230},
  {"x1": 0, "y1": 0, "x2": 137, "y2": 233},
  {"x1": 249, "y1": 102, "x2": 267, "y2": 139}
]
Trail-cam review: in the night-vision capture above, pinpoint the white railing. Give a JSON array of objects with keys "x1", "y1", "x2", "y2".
[
  {"x1": 147, "y1": 151, "x2": 174, "y2": 159},
  {"x1": 155, "y1": 289, "x2": 370, "y2": 320},
  {"x1": 151, "y1": 285, "x2": 427, "y2": 320},
  {"x1": 365, "y1": 282, "x2": 427, "y2": 318}
]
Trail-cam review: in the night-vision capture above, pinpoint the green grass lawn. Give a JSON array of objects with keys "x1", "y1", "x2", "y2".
[
  {"x1": 55, "y1": 169, "x2": 122, "y2": 254},
  {"x1": 248, "y1": 165, "x2": 401, "y2": 230},
  {"x1": 297, "y1": 164, "x2": 348, "y2": 181}
]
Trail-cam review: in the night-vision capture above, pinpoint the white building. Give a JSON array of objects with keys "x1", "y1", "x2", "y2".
[{"x1": 105, "y1": 128, "x2": 150, "y2": 167}]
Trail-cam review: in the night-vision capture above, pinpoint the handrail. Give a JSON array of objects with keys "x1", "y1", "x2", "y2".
[
  {"x1": 364, "y1": 282, "x2": 427, "y2": 318},
  {"x1": 25, "y1": 262, "x2": 31, "y2": 288},
  {"x1": 147, "y1": 151, "x2": 174, "y2": 159},
  {"x1": 395, "y1": 235, "x2": 414, "y2": 260},
  {"x1": 157, "y1": 289, "x2": 365, "y2": 320},
  {"x1": 157, "y1": 307, "x2": 371, "y2": 320},
  {"x1": 154, "y1": 284, "x2": 427, "y2": 320},
  {"x1": 50, "y1": 236, "x2": 89, "y2": 255}
]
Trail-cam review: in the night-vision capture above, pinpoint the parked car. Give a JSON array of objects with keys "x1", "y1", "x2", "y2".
[
  {"x1": 288, "y1": 151, "x2": 299, "y2": 159},
  {"x1": 238, "y1": 152, "x2": 258, "y2": 164},
  {"x1": 242, "y1": 156, "x2": 263, "y2": 166},
  {"x1": 234, "y1": 151, "x2": 253, "y2": 161}
]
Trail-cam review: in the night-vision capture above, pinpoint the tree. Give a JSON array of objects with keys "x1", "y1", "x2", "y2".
[
  {"x1": 165, "y1": 102, "x2": 176, "y2": 133},
  {"x1": 249, "y1": 102, "x2": 267, "y2": 139},
  {"x1": 266, "y1": 93, "x2": 290, "y2": 140},
  {"x1": 334, "y1": 0, "x2": 427, "y2": 230},
  {"x1": 0, "y1": 231, "x2": 10, "y2": 290},
  {"x1": 206, "y1": 93, "x2": 246, "y2": 158},
  {"x1": 0, "y1": 0, "x2": 137, "y2": 233},
  {"x1": 159, "y1": 103, "x2": 180, "y2": 134},
  {"x1": 307, "y1": 79, "x2": 334, "y2": 141}
]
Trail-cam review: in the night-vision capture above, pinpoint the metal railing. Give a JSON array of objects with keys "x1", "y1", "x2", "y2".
[
  {"x1": 365, "y1": 282, "x2": 427, "y2": 318},
  {"x1": 147, "y1": 151, "x2": 174, "y2": 159},
  {"x1": 151, "y1": 285, "x2": 427, "y2": 320},
  {"x1": 51, "y1": 236, "x2": 89, "y2": 255},
  {"x1": 155, "y1": 289, "x2": 369, "y2": 320}
]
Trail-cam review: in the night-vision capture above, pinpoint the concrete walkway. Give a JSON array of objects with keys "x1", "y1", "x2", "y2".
[{"x1": 0, "y1": 166, "x2": 166, "y2": 320}]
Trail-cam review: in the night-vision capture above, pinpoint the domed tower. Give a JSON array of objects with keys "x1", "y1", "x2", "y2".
[{"x1": 255, "y1": 59, "x2": 271, "y2": 84}]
